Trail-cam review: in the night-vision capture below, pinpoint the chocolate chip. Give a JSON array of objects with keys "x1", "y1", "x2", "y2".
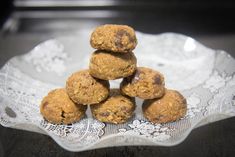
[
  {"x1": 154, "y1": 76, "x2": 162, "y2": 85},
  {"x1": 154, "y1": 115, "x2": 164, "y2": 121},
  {"x1": 121, "y1": 106, "x2": 127, "y2": 111},
  {"x1": 115, "y1": 30, "x2": 131, "y2": 49},
  {"x1": 121, "y1": 106, "x2": 132, "y2": 113},
  {"x1": 129, "y1": 36, "x2": 136, "y2": 43},
  {"x1": 124, "y1": 76, "x2": 132, "y2": 83},
  {"x1": 42, "y1": 102, "x2": 49, "y2": 108},
  {"x1": 100, "y1": 112, "x2": 110, "y2": 117},
  {"x1": 131, "y1": 70, "x2": 141, "y2": 83},
  {"x1": 61, "y1": 110, "x2": 65, "y2": 118},
  {"x1": 115, "y1": 30, "x2": 125, "y2": 48}
]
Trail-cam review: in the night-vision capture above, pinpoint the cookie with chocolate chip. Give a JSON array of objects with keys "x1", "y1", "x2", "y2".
[
  {"x1": 40, "y1": 88, "x2": 87, "y2": 124},
  {"x1": 90, "y1": 24, "x2": 137, "y2": 53},
  {"x1": 89, "y1": 50, "x2": 137, "y2": 80},
  {"x1": 90, "y1": 89, "x2": 136, "y2": 124},
  {"x1": 120, "y1": 67, "x2": 165, "y2": 99},
  {"x1": 142, "y1": 89, "x2": 187, "y2": 124},
  {"x1": 66, "y1": 70, "x2": 110, "y2": 105}
]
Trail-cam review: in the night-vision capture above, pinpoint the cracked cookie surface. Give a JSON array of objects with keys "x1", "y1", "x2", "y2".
[
  {"x1": 40, "y1": 88, "x2": 87, "y2": 124},
  {"x1": 120, "y1": 67, "x2": 165, "y2": 99},
  {"x1": 142, "y1": 89, "x2": 187, "y2": 124},
  {"x1": 90, "y1": 89, "x2": 136, "y2": 124},
  {"x1": 89, "y1": 50, "x2": 137, "y2": 80},
  {"x1": 90, "y1": 24, "x2": 137, "y2": 53},
  {"x1": 66, "y1": 70, "x2": 110, "y2": 105}
]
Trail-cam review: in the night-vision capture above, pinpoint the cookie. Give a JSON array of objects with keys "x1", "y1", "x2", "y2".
[
  {"x1": 90, "y1": 89, "x2": 136, "y2": 124},
  {"x1": 90, "y1": 24, "x2": 137, "y2": 53},
  {"x1": 89, "y1": 50, "x2": 137, "y2": 80},
  {"x1": 142, "y1": 89, "x2": 187, "y2": 124},
  {"x1": 120, "y1": 67, "x2": 165, "y2": 99},
  {"x1": 66, "y1": 70, "x2": 110, "y2": 105},
  {"x1": 40, "y1": 88, "x2": 87, "y2": 124}
]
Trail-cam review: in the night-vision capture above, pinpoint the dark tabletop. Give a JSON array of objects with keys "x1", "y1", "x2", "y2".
[{"x1": 1, "y1": 1, "x2": 235, "y2": 156}]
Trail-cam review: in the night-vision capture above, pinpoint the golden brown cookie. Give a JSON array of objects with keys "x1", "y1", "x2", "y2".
[
  {"x1": 90, "y1": 89, "x2": 136, "y2": 124},
  {"x1": 120, "y1": 67, "x2": 165, "y2": 99},
  {"x1": 90, "y1": 24, "x2": 137, "y2": 53},
  {"x1": 89, "y1": 50, "x2": 137, "y2": 80},
  {"x1": 142, "y1": 89, "x2": 187, "y2": 124},
  {"x1": 66, "y1": 70, "x2": 110, "y2": 105},
  {"x1": 40, "y1": 88, "x2": 87, "y2": 124}
]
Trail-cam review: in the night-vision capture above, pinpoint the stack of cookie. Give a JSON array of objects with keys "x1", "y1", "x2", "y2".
[
  {"x1": 40, "y1": 24, "x2": 187, "y2": 125},
  {"x1": 88, "y1": 25, "x2": 138, "y2": 124}
]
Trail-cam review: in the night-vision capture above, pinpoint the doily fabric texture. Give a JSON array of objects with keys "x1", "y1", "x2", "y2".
[{"x1": 0, "y1": 31, "x2": 235, "y2": 152}]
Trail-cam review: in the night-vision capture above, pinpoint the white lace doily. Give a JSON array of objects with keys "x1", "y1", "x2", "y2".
[{"x1": 0, "y1": 31, "x2": 235, "y2": 152}]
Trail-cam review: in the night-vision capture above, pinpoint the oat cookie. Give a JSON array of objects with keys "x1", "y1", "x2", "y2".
[
  {"x1": 120, "y1": 67, "x2": 165, "y2": 99},
  {"x1": 142, "y1": 89, "x2": 187, "y2": 124},
  {"x1": 90, "y1": 89, "x2": 136, "y2": 124},
  {"x1": 90, "y1": 24, "x2": 137, "y2": 53},
  {"x1": 66, "y1": 70, "x2": 110, "y2": 104},
  {"x1": 40, "y1": 88, "x2": 87, "y2": 124},
  {"x1": 89, "y1": 50, "x2": 137, "y2": 80}
]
